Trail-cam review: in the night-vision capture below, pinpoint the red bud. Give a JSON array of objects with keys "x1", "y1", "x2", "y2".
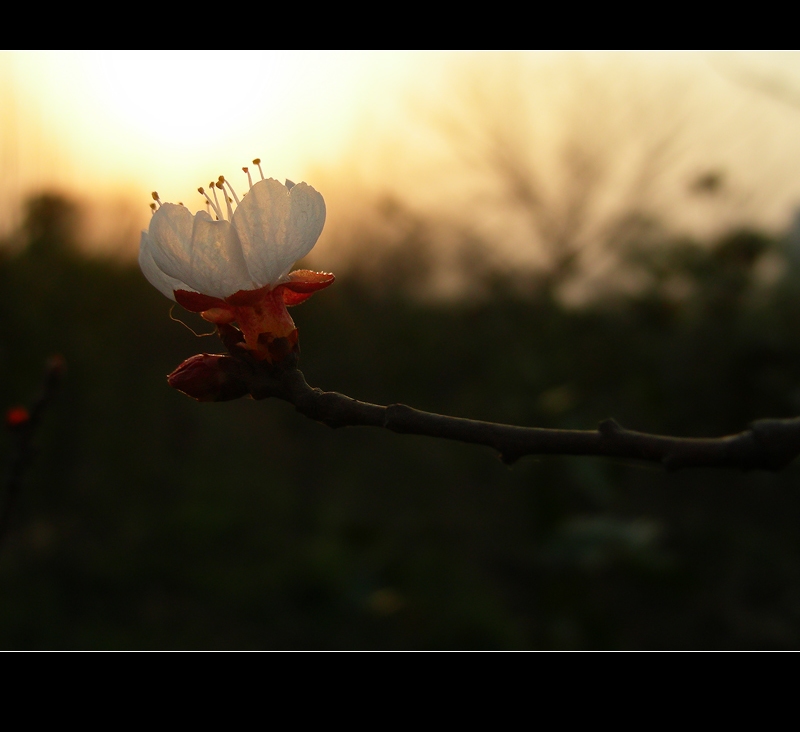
[{"x1": 167, "y1": 354, "x2": 249, "y2": 402}]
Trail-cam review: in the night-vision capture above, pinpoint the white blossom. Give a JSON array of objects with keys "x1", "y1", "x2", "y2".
[{"x1": 140, "y1": 176, "x2": 325, "y2": 301}]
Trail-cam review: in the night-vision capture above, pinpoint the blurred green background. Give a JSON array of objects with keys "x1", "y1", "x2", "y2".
[
  {"x1": 6, "y1": 52, "x2": 800, "y2": 649},
  {"x1": 3, "y1": 191, "x2": 800, "y2": 650}
]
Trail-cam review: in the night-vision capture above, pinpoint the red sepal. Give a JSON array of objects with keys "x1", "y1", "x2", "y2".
[
  {"x1": 174, "y1": 290, "x2": 228, "y2": 313},
  {"x1": 224, "y1": 284, "x2": 271, "y2": 307},
  {"x1": 280, "y1": 270, "x2": 335, "y2": 306},
  {"x1": 172, "y1": 271, "x2": 334, "y2": 363}
]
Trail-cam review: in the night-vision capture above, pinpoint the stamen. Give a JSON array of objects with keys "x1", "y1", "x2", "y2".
[
  {"x1": 169, "y1": 305, "x2": 216, "y2": 337},
  {"x1": 219, "y1": 174, "x2": 241, "y2": 206},
  {"x1": 215, "y1": 179, "x2": 234, "y2": 220},
  {"x1": 198, "y1": 186, "x2": 223, "y2": 220},
  {"x1": 253, "y1": 158, "x2": 264, "y2": 180},
  {"x1": 242, "y1": 166, "x2": 253, "y2": 189},
  {"x1": 151, "y1": 191, "x2": 161, "y2": 208},
  {"x1": 210, "y1": 181, "x2": 224, "y2": 220},
  {"x1": 150, "y1": 202, "x2": 157, "y2": 215}
]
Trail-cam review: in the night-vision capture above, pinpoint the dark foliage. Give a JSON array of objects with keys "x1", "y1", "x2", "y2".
[{"x1": 2, "y1": 194, "x2": 800, "y2": 649}]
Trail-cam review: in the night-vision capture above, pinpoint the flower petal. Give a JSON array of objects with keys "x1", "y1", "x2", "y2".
[
  {"x1": 233, "y1": 179, "x2": 326, "y2": 286},
  {"x1": 147, "y1": 205, "x2": 255, "y2": 299},
  {"x1": 147, "y1": 203, "x2": 196, "y2": 286},
  {"x1": 138, "y1": 230, "x2": 188, "y2": 300},
  {"x1": 187, "y1": 213, "x2": 256, "y2": 298}
]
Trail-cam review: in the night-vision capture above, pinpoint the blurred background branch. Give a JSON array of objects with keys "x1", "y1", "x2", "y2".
[{"x1": 1, "y1": 356, "x2": 65, "y2": 550}]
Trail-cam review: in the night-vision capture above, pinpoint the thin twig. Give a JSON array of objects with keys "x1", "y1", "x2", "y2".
[{"x1": 167, "y1": 326, "x2": 800, "y2": 472}]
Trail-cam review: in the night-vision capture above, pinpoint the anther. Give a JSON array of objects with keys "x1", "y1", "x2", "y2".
[{"x1": 151, "y1": 191, "x2": 162, "y2": 208}]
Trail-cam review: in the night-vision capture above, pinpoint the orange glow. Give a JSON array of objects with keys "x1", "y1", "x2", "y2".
[{"x1": 5, "y1": 52, "x2": 800, "y2": 267}]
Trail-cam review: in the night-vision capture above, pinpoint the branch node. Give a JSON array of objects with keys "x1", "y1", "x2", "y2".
[{"x1": 598, "y1": 418, "x2": 623, "y2": 436}]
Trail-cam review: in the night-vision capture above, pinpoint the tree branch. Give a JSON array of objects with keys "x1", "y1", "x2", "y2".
[{"x1": 166, "y1": 326, "x2": 800, "y2": 472}]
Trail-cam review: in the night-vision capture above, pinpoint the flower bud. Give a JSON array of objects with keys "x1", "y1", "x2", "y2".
[{"x1": 167, "y1": 354, "x2": 249, "y2": 402}]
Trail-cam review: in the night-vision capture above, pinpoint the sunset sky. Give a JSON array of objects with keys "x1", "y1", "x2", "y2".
[
  {"x1": 1, "y1": 52, "x2": 433, "y2": 230},
  {"x1": 4, "y1": 52, "x2": 800, "y2": 266}
]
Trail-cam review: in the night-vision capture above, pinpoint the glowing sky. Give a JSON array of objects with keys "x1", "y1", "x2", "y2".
[
  {"x1": 5, "y1": 52, "x2": 800, "y2": 263},
  {"x1": 1, "y1": 51, "x2": 435, "y2": 205}
]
